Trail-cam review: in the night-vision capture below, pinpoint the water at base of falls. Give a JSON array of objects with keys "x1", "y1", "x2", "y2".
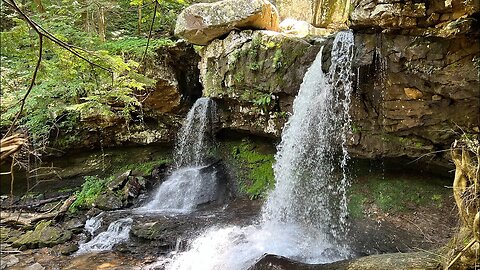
[
  {"x1": 136, "y1": 166, "x2": 218, "y2": 214},
  {"x1": 163, "y1": 222, "x2": 344, "y2": 270},
  {"x1": 159, "y1": 30, "x2": 355, "y2": 270}
]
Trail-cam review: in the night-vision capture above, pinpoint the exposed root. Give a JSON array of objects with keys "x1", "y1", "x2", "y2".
[{"x1": 446, "y1": 135, "x2": 479, "y2": 269}]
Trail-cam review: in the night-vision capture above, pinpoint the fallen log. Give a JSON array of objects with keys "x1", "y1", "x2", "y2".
[
  {"x1": 0, "y1": 195, "x2": 76, "y2": 227},
  {"x1": 1, "y1": 195, "x2": 69, "y2": 211}
]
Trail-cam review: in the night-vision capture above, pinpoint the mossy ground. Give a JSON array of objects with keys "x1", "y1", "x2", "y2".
[
  {"x1": 219, "y1": 137, "x2": 276, "y2": 199},
  {"x1": 347, "y1": 160, "x2": 452, "y2": 218}
]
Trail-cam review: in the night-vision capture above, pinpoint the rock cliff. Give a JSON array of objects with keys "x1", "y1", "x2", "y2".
[{"x1": 186, "y1": 0, "x2": 479, "y2": 166}]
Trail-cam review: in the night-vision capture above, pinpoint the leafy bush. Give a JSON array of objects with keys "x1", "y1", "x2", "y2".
[{"x1": 69, "y1": 176, "x2": 107, "y2": 212}]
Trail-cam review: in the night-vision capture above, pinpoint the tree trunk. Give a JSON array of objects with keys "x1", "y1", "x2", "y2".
[
  {"x1": 98, "y1": 6, "x2": 106, "y2": 43},
  {"x1": 137, "y1": 4, "x2": 142, "y2": 35}
]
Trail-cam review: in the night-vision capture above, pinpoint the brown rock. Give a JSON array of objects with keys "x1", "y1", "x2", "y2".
[
  {"x1": 175, "y1": 0, "x2": 280, "y2": 45},
  {"x1": 404, "y1": 87, "x2": 424, "y2": 99}
]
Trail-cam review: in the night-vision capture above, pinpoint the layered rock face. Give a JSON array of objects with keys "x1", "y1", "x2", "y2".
[
  {"x1": 348, "y1": 34, "x2": 479, "y2": 161},
  {"x1": 188, "y1": 0, "x2": 479, "y2": 165}
]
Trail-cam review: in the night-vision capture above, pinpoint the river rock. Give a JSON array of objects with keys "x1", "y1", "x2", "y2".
[
  {"x1": 0, "y1": 255, "x2": 19, "y2": 269},
  {"x1": 12, "y1": 220, "x2": 72, "y2": 249},
  {"x1": 248, "y1": 252, "x2": 440, "y2": 269},
  {"x1": 175, "y1": 0, "x2": 280, "y2": 45},
  {"x1": 93, "y1": 190, "x2": 124, "y2": 211}
]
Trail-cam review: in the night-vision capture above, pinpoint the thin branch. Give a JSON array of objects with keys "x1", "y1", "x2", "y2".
[
  {"x1": 4, "y1": 34, "x2": 43, "y2": 138},
  {"x1": 140, "y1": 0, "x2": 158, "y2": 69}
]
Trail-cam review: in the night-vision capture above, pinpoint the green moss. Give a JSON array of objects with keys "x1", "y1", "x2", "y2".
[
  {"x1": 348, "y1": 193, "x2": 367, "y2": 218},
  {"x1": 272, "y1": 49, "x2": 283, "y2": 69},
  {"x1": 115, "y1": 158, "x2": 171, "y2": 175},
  {"x1": 227, "y1": 139, "x2": 275, "y2": 199},
  {"x1": 348, "y1": 175, "x2": 449, "y2": 215}
]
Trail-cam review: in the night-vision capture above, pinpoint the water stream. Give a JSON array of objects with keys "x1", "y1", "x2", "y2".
[
  {"x1": 78, "y1": 98, "x2": 219, "y2": 254},
  {"x1": 161, "y1": 30, "x2": 355, "y2": 270}
]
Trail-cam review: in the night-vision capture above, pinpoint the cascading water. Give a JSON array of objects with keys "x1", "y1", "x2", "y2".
[
  {"x1": 137, "y1": 97, "x2": 219, "y2": 213},
  {"x1": 174, "y1": 97, "x2": 217, "y2": 168},
  {"x1": 162, "y1": 30, "x2": 355, "y2": 270},
  {"x1": 76, "y1": 217, "x2": 133, "y2": 254}
]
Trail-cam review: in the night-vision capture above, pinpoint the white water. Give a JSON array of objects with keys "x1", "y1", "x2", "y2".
[
  {"x1": 76, "y1": 217, "x2": 133, "y2": 254},
  {"x1": 137, "y1": 166, "x2": 218, "y2": 213},
  {"x1": 174, "y1": 97, "x2": 218, "y2": 168},
  {"x1": 84, "y1": 213, "x2": 104, "y2": 236},
  {"x1": 138, "y1": 97, "x2": 219, "y2": 213},
  {"x1": 162, "y1": 30, "x2": 355, "y2": 270}
]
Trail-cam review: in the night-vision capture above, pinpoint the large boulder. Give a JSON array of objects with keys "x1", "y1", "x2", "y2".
[
  {"x1": 175, "y1": 0, "x2": 280, "y2": 45},
  {"x1": 12, "y1": 221, "x2": 72, "y2": 249}
]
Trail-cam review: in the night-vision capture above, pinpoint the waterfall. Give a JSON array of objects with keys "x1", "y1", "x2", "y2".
[
  {"x1": 162, "y1": 30, "x2": 355, "y2": 270},
  {"x1": 137, "y1": 97, "x2": 219, "y2": 213},
  {"x1": 263, "y1": 30, "x2": 354, "y2": 241},
  {"x1": 138, "y1": 166, "x2": 218, "y2": 213},
  {"x1": 79, "y1": 98, "x2": 219, "y2": 254},
  {"x1": 174, "y1": 97, "x2": 217, "y2": 168}
]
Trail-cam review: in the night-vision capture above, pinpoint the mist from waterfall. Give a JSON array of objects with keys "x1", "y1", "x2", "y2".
[{"x1": 163, "y1": 30, "x2": 355, "y2": 270}]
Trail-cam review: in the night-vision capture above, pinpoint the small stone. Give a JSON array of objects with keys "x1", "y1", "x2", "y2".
[
  {"x1": 404, "y1": 87, "x2": 424, "y2": 99},
  {"x1": 432, "y1": 94, "x2": 442, "y2": 101},
  {"x1": 0, "y1": 254, "x2": 19, "y2": 269},
  {"x1": 24, "y1": 263, "x2": 45, "y2": 270},
  {"x1": 59, "y1": 243, "x2": 79, "y2": 255}
]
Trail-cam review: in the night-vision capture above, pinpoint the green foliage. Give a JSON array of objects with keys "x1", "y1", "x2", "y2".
[
  {"x1": 229, "y1": 140, "x2": 275, "y2": 199},
  {"x1": 116, "y1": 157, "x2": 171, "y2": 175},
  {"x1": 1, "y1": 14, "x2": 155, "y2": 148},
  {"x1": 101, "y1": 37, "x2": 174, "y2": 58},
  {"x1": 69, "y1": 175, "x2": 107, "y2": 212}
]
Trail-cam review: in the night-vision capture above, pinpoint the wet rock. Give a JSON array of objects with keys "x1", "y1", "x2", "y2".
[
  {"x1": 175, "y1": 0, "x2": 280, "y2": 45},
  {"x1": 107, "y1": 170, "x2": 131, "y2": 191},
  {"x1": 347, "y1": 33, "x2": 480, "y2": 165},
  {"x1": 0, "y1": 254, "x2": 19, "y2": 269},
  {"x1": 12, "y1": 220, "x2": 72, "y2": 249},
  {"x1": 62, "y1": 216, "x2": 87, "y2": 234},
  {"x1": 248, "y1": 252, "x2": 440, "y2": 269},
  {"x1": 59, "y1": 243, "x2": 79, "y2": 255},
  {"x1": 93, "y1": 190, "x2": 124, "y2": 211}
]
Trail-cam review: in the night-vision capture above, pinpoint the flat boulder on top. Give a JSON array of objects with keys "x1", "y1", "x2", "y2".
[{"x1": 175, "y1": 0, "x2": 280, "y2": 45}]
